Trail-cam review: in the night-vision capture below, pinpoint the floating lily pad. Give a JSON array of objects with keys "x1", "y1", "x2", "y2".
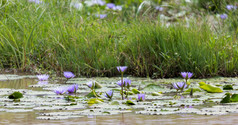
[
  {"x1": 199, "y1": 82, "x2": 223, "y2": 93},
  {"x1": 87, "y1": 98, "x2": 104, "y2": 104},
  {"x1": 132, "y1": 88, "x2": 140, "y2": 94},
  {"x1": 223, "y1": 85, "x2": 233, "y2": 90}
]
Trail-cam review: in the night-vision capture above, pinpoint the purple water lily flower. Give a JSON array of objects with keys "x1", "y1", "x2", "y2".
[
  {"x1": 107, "y1": 3, "x2": 115, "y2": 9},
  {"x1": 87, "y1": 81, "x2": 95, "y2": 89},
  {"x1": 37, "y1": 74, "x2": 49, "y2": 81},
  {"x1": 54, "y1": 87, "x2": 67, "y2": 95},
  {"x1": 37, "y1": 81, "x2": 48, "y2": 85},
  {"x1": 137, "y1": 94, "x2": 145, "y2": 101},
  {"x1": 117, "y1": 66, "x2": 127, "y2": 73},
  {"x1": 181, "y1": 72, "x2": 193, "y2": 79},
  {"x1": 155, "y1": 6, "x2": 163, "y2": 11},
  {"x1": 175, "y1": 82, "x2": 187, "y2": 89},
  {"x1": 117, "y1": 78, "x2": 131, "y2": 87},
  {"x1": 67, "y1": 84, "x2": 79, "y2": 93},
  {"x1": 105, "y1": 90, "x2": 113, "y2": 99},
  {"x1": 172, "y1": 83, "x2": 179, "y2": 90},
  {"x1": 220, "y1": 14, "x2": 228, "y2": 20},
  {"x1": 64, "y1": 71, "x2": 75, "y2": 79}
]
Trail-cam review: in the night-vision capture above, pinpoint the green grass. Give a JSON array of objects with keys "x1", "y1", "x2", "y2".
[{"x1": 0, "y1": 0, "x2": 237, "y2": 78}]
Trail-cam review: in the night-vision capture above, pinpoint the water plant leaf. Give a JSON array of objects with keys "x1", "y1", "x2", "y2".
[
  {"x1": 8, "y1": 92, "x2": 23, "y2": 99},
  {"x1": 94, "y1": 82, "x2": 103, "y2": 89},
  {"x1": 185, "y1": 88, "x2": 202, "y2": 93},
  {"x1": 87, "y1": 98, "x2": 104, "y2": 104},
  {"x1": 125, "y1": 100, "x2": 135, "y2": 105},
  {"x1": 223, "y1": 85, "x2": 233, "y2": 90},
  {"x1": 143, "y1": 84, "x2": 163, "y2": 91},
  {"x1": 85, "y1": 91, "x2": 100, "y2": 98},
  {"x1": 230, "y1": 94, "x2": 238, "y2": 102},
  {"x1": 151, "y1": 92, "x2": 162, "y2": 96},
  {"x1": 111, "y1": 101, "x2": 119, "y2": 105},
  {"x1": 132, "y1": 88, "x2": 140, "y2": 94},
  {"x1": 199, "y1": 82, "x2": 223, "y2": 93},
  {"x1": 220, "y1": 93, "x2": 231, "y2": 103}
]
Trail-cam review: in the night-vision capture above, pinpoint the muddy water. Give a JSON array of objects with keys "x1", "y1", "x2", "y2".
[
  {"x1": 1, "y1": 112, "x2": 238, "y2": 125},
  {"x1": 1, "y1": 77, "x2": 238, "y2": 125}
]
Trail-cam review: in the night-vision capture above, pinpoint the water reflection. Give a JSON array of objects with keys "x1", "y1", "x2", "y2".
[{"x1": 0, "y1": 79, "x2": 37, "y2": 89}]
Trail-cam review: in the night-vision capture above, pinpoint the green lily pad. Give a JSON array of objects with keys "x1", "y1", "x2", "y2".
[
  {"x1": 220, "y1": 93, "x2": 231, "y2": 103},
  {"x1": 143, "y1": 84, "x2": 163, "y2": 91},
  {"x1": 132, "y1": 88, "x2": 140, "y2": 94},
  {"x1": 87, "y1": 98, "x2": 104, "y2": 104},
  {"x1": 230, "y1": 94, "x2": 238, "y2": 102},
  {"x1": 223, "y1": 85, "x2": 233, "y2": 90},
  {"x1": 199, "y1": 82, "x2": 223, "y2": 93},
  {"x1": 8, "y1": 92, "x2": 23, "y2": 100},
  {"x1": 151, "y1": 92, "x2": 162, "y2": 96},
  {"x1": 125, "y1": 100, "x2": 135, "y2": 105},
  {"x1": 111, "y1": 101, "x2": 119, "y2": 105}
]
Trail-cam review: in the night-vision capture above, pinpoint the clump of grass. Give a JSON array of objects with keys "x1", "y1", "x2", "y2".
[{"x1": 0, "y1": 0, "x2": 237, "y2": 78}]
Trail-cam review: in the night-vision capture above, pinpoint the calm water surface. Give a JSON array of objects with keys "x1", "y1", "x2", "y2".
[{"x1": 0, "y1": 78, "x2": 238, "y2": 125}]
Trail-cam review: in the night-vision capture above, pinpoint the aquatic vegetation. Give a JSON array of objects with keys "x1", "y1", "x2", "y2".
[
  {"x1": 172, "y1": 82, "x2": 187, "y2": 92},
  {"x1": 220, "y1": 93, "x2": 238, "y2": 103},
  {"x1": 117, "y1": 66, "x2": 128, "y2": 73},
  {"x1": 223, "y1": 85, "x2": 233, "y2": 90},
  {"x1": 199, "y1": 82, "x2": 223, "y2": 93},
  {"x1": 8, "y1": 91, "x2": 23, "y2": 100},
  {"x1": 87, "y1": 81, "x2": 99, "y2": 98},
  {"x1": 105, "y1": 90, "x2": 113, "y2": 100},
  {"x1": 64, "y1": 72, "x2": 75, "y2": 79},
  {"x1": 137, "y1": 94, "x2": 145, "y2": 101},
  {"x1": 54, "y1": 87, "x2": 67, "y2": 95},
  {"x1": 117, "y1": 66, "x2": 128, "y2": 100},
  {"x1": 67, "y1": 84, "x2": 79, "y2": 93},
  {"x1": 37, "y1": 74, "x2": 49, "y2": 81}
]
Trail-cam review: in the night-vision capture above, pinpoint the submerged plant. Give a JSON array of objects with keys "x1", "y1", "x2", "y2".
[
  {"x1": 137, "y1": 93, "x2": 145, "y2": 101},
  {"x1": 105, "y1": 90, "x2": 113, "y2": 100},
  {"x1": 37, "y1": 74, "x2": 49, "y2": 81}
]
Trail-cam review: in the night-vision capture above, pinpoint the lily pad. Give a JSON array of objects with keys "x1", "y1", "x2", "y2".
[
  {"x1": 199, "y1": 82, "x2": 223, "y2": 93},
  {"x1": 125, "y1": 100, "x2": 135, "y2": 105},
  {"x1": 132, "y1": 88, "x2": 140, "y2": 94},
  {"x1": 87, "y1": 98, "x2": 104, "y2": 104},
  {"x1": 223, "y1": 85, "x2": 233, "y2": 90}
]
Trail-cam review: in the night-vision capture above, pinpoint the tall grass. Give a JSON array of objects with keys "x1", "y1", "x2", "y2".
[{"x1": 0, "y1": 0, "x2": 237, "y2": 78}]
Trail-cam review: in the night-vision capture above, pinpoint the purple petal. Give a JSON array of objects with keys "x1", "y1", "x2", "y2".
[
  {"x1": 137, "y1": 94, "x2": 145, "y2": 101},
  {"x1": 64, "y1": 71, "x2": 75, "y2": 79},
  {"x1": 117, "y1": 66, "x2": 128, "y2": 73},
  {"x1": 37, "y1": 74, "x2": 49, "y2": 81}
]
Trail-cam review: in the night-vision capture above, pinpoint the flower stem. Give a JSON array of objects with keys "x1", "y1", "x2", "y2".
[
  {"x1": 92, "y1": 90, "x2": 98, "y2": 99},
  {"x1": 121, "y1": 72, "x2": 124, "y2": 100}
]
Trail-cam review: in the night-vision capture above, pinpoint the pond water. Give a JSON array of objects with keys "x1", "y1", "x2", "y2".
[{"x1": 1, "y1": 75, "x2": 238, "y2": 124}]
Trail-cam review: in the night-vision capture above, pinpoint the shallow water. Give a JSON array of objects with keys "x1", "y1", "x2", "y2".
[{"x1": 1, "y1": 75, "x2": 238, "y2": 124}]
